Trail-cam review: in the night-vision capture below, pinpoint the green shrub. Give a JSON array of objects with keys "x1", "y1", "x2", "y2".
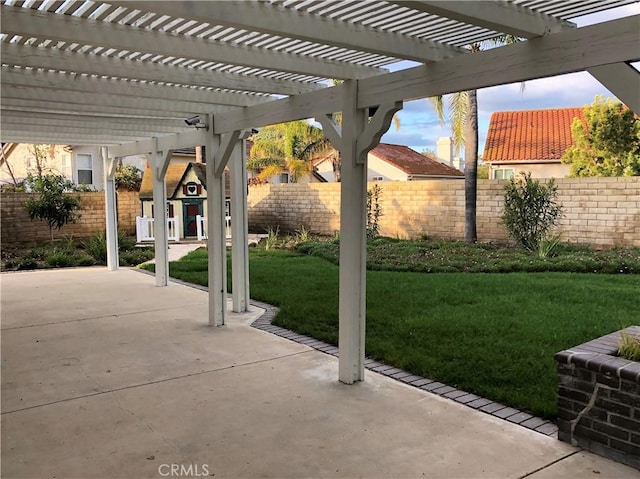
[
  {"x1": 117, "y1": 231, "x2": 136, "y2": 250},
  {"x1": 114, "y1": 164, "x2": 142, "y2": 191},
  {"x1": 24, "y1": 174, "x2": 82, "y2": 241},
  {"x1": 502, "y1": 173, "x2": 563, "y2": 251},
  {"x1": 120, "y1": 248, "x2": 154, "y2": 266},
  {"x1": 366, "y1": 184, "x2": 383, "y2": 239},
  {"x1": 264, "y1": 226, "x2": 280, "y2": 250},
  {"x1": 45, "y1": 252, "x2": 75, "y2": 268},
  {"x1": 83, "y1": 232, "x2": 108, "y2": 262},
  {"x1": 75, "y1": 255, "x2": 96, "y2": 266},
  {"x1": 619, "y1": 331, "x2": 640, "y2": 361},
  {"x1": 17, "y1": 258, "x2": 39, "y2": 270},
  {"x1": 82, "y1": 231, "x2": 137, "y2": 263}
]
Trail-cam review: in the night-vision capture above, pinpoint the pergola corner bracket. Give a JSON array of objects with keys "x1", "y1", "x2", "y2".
[
  {"x1": 214, "y1": 129, "x2": 242, "y2": 178},
  {"x1": 316, "y1": 114, "x2": 342, "y2": 151},
  {"x1": 356, "y1": 101, "x2": 403, "y2": 163}
]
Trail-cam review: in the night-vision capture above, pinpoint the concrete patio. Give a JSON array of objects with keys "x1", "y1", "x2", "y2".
[{"x1": 1, "y1": 267, "x2": 637, "y2": 479}]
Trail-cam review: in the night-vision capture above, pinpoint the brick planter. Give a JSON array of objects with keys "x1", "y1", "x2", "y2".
[{"x1": 555, "y1": 326, "x2": 640, "y2": 470}]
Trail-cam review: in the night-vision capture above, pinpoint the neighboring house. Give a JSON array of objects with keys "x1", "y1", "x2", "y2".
[
  {"x1": 483, "y1": 107, "x2": 585, "y2": 179},
  {"x1": 139, "y1": 161, "x2": 231, "y2": 240},
  {"x1": 0, "y1": 143, "x2": 147, "y2": 190},
  {"x1": 313, "y1": 143, "x2": 464, "y2": 182},
  {"x1": 435, "y1": 137, "x2": 465, "y2": 172}
]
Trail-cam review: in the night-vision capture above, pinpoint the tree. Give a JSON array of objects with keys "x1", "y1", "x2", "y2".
[
  {"x1": 24, "y1": 174, "x2": 82, "y2": 241},
  {"x1": 248, "y1": 120, "x2": 333, "y2": 183},
  {"x1": 430, "y1": 38, "x2": 520, "y2": 243},
  {"x1": 115, "y1": 164, "x2": 143, "y2": 191},
  {"x1": 29, "y1": 144, "x2": 58, "y2": 177},
  {"x1": 562, "y1": 96, "x2": 640, "y2": 177}
]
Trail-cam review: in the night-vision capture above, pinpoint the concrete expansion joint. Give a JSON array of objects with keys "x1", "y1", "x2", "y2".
[{"x1": 249, "y1": 298, "x2": 560, "y2": 439}]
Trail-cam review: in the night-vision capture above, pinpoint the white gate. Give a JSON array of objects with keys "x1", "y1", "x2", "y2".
[
  {"x1": 196, "y1": 215, "x2": 232, "y2": 241},
  {"x1": 136, "y1": 216, "x2": 179, "y2": 242}
]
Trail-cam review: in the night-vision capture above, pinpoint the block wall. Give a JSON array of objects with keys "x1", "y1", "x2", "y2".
[
  {"x1": 247, "y1": 177, "x2": 640, "y2": 247},
  {"x1": 1, "y1": 191, "x2": 139, "y2": 244}
]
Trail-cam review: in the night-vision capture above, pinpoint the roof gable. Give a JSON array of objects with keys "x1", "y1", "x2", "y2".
[
  {"x1": 139, "y1": 161, "x2": 231, "y2": 200},
  {"x1": 483, "y1": 107, "x2": 585, "y2": 162},
  {"x1": 370, "y1": 143, "x2": 464, "y2": 177}
]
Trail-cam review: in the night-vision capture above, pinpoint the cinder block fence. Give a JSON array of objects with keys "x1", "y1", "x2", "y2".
[
  {"x1": 247, "y1": 177, "x2": 640, "y2": 248},
  {"x1": 1, "y1": 191, "x2": 139, "y2": 244}
]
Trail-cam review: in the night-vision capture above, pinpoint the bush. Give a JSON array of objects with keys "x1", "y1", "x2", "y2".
[
  {"x1": 45, "y1": 252, "x2": 75, "y2": 268},
  {"x1": 115, "y1": 164, "x2": 142, "y2": 191},
  {"x1": 82, "y1": 231, "x2": 138, "y2": 262},
  {"x1": 502, "y1": 173, "x2": 563, "y2": 251},
  {"x1": 24, "y1": 174, "x2": 82, "y2": 241},
  {"x1": 120, "y1": 248, "x2": 154, "y2": 266},
  {"x1": 75, "y1": 255, "x2": 97, "y2": 267},
  {"x1": 83, "y1": 232, "x2": 108, "y2": 262},
  {"x1": 366, "y1": 184, "x2": 383, "y2": 239}
]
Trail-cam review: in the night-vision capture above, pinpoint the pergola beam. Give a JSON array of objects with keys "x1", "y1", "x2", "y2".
[
  {"x1": 0, "y1": 132, "x2": 149, "y2": 145},
  {"x1": 392, "y1": 1, "x2": 576, "y2": 37},
  {"x1": 2, "y1": 111, "x2": 188, "y2": 129},
  {"x1": 1, "y1": 67, "x2": 269, "y2": 107},
  {"x1": 587, "y1": 63, "x2": 640, "y2": 113},
  {"x1": 0, "y1": 5, "x2": 383, "y2": 80},
  {"x1": 215, "y1": 15, "x2": 640, "y2": 133},
  {"x1": 108, "y1": 130, "x2": 209, "y2": 158},
  {"x1": 114, "y1": 0, "x2": 467, "y2": 62},
  {"x1": 1, "y1": 43, "x2": 324, "y2": 96},
  {"x1": 0, "y1": 99, "x2": 200, "y2": 119},
  {"x1": 1, "y1": 118, "x2": 186, "y2": 137},
  {"x1": 0, "y1": 86, "x2": 222, "y2": 116}
]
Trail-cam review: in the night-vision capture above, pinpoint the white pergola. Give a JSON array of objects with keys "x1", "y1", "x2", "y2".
[{"x1": 2, "y1": 0, "x2": 638, "y2": 384}]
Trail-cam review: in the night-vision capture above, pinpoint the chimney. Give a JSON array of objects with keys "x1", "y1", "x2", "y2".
[
  {"x1": 195, "y1": 146, "x2": 204, "y2": 163},
  {"x1": 436, "y1": 137, "x2": 453, "y2": 166}
]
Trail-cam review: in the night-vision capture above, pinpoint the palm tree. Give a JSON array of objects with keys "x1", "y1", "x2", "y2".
[
  {"x1": 247, "y1": 120, "x2": 333, "y2": 183},
  {"x1": 430, "y1": 38, "x2": 519, "y2": 243}
]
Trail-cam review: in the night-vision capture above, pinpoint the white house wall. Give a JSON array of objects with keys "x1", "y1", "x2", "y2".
[
  {"x1": 72, "y1": 146, "x2": 103, "y2": 190},
  {"x1": 366, "y1": 157, "x2": 408, "y2": 181},
  {"x1": 314, "y1": 155, "x2": 408, "y2": 182},
  {"x1": 490, "y1": 162, "x2": 571, "y2": 179},
  {"x1": 0, "y1": 144, "x2": 71, "y2": 185}
]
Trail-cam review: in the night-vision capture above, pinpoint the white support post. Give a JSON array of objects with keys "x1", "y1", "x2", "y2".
[
  {"x1": 102, "y1": 146, "x2": 119, "y2": 271},
  {"x1": 338, "y1": 80, "x2": 403, "y2": 384},
  {"x1": 205, "y1": 116, "x2": 226, "y2": 326},
  {"x1": 150, "y1": 143, "x2": 172, "y2": 287},
  {"x1": 339, "y1": 80, "x2": 369, "y2": 384},
  {"x1": 230, "y1": 136, "x2": 250, "y2": 312}
]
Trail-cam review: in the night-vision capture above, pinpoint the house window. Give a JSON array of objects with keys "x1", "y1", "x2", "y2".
[
  {"x1": 273, "y1": 173, "x2": 289, "y2": 184},
  {"x1": 372, "y1": 176, "x2": 384, "y2": 181},
  {"x1": 493, "y1": 168, "x2": 514, "y2": 180},
  {"x1": 76, "y1": 154, "x2": 93, "y2": 184}
]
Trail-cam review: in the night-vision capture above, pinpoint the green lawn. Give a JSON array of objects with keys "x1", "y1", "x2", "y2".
[{"x1": 142, "y1": 246, "x2": 640, "y2": 419}]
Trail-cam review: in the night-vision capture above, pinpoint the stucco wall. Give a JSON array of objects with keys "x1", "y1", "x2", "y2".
[
  {"x1": 247, "y1": 177, "x2": 640, "y2": 248},
  {"x1": 489, "y1": 162, "x2": 571, "y2": 179},
  {"x1": 1, "y1": 191, "x2": 139, "y2": 244}
]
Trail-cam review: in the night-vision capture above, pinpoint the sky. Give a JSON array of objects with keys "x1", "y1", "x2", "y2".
[{"x1": 378, "y1": 4, "x2": 640, "y2": 158}]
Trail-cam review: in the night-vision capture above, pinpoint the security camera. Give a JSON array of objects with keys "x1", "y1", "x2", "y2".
[
  {"x1": 184, "y1": 115, "x2": 209, "y2": 130},
  {"x1": 184, "y1": 115, "x2": 201, "y2": 126}
]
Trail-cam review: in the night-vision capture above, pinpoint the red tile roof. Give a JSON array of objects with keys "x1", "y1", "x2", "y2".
[
  {"x1": 483, "y1": 107, "x2": 585, "y2": 162},
  {"x1": 370, "y1": 143, "x2": 464, "y2": 177}
]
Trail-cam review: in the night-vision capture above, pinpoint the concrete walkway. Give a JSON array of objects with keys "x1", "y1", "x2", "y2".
[{"x1": 1, "y1": 268, "x2": 637, "y2": 479}]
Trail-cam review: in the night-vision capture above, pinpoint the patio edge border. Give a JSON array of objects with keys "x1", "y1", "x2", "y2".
[
  {"x1": 131, "y1": 269, "x2": 559, "y2": 439},
  {"x1": 248, "y1": 298, "x2": 559, "y2": 438}
]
